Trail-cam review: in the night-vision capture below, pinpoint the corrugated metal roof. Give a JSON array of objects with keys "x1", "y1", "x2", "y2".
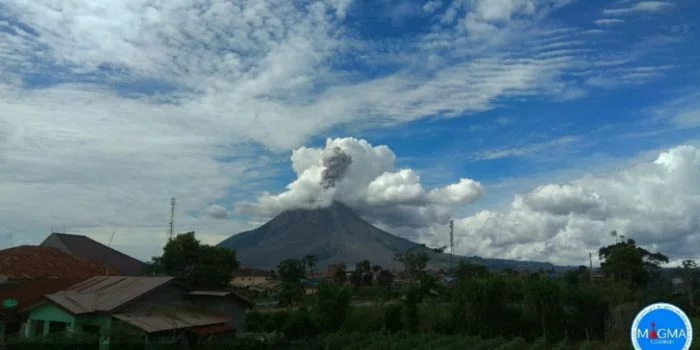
[
  {"x1": 40, "y1": 233, "x2": 146, "y2": 276},
  {"x1": 45, "y1": 276, "x2": 173, "y2": 314},
  {"x1": 187, "y1": 290, "x2": 254, "y2": 308},
  {"x1": 113, "y1": 311, "x2": 229, "y2": 333},
  {"x1": 0, "y1": 277, "x2": 86, "y2": 312},
  {"x1": 188, "y1": 291, "x2": 231, "y2": 296},
  {"x1": 0, "y1": 246, "x2": 120, "y2": 280}
]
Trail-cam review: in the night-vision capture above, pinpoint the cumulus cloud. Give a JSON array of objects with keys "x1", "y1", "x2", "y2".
[
  {"x1": 423, "y1": 145, "x2": 700, "y2": 266},
  {"x1": 235, "y1": 137, "x2": 484, "y2": 230},
  {"x1": 203, "y1": 205, "x2": 230, "y2": 219},
  {"x1": 0, "y1": 0, "x2": 690, "y2": 261}
]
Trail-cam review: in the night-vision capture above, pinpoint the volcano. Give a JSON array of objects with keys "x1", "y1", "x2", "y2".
[
  {"x1": 218, "y1": 202, "x2": 420, "y2": 269},
  {"x1": 218, "y1": 202, "x2": 561, "y2": 271}
]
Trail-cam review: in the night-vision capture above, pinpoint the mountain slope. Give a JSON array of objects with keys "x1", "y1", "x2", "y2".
[
  {"x1": 218, "y1": 202, "x2": 562, "y2": 271},
  {"x1": 218, "y1": 202, "x2": 419, "y2": 269}
]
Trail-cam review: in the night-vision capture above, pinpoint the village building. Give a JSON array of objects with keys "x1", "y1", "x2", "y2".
[
  {"x1": 230, "y1": 267, "x2": 274, "y2": 288},
  {"x1": 22, "y1": 276, "x2": 253, "y2": 349}
]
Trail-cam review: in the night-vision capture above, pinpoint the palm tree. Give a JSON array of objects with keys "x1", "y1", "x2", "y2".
[{"x1": 302, "y1": 254, "x2": 317, "y2": 279}]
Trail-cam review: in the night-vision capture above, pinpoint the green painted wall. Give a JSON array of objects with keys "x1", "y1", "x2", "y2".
[
  {"x1": 25, "y1": 303, "x2": 76, "y2": 337},
  {"x1": 25, "y1": 303, "x2": 113, "y2": 350}
]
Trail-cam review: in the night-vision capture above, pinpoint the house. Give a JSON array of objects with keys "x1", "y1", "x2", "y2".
[
  {"x1": 0, "y1": 246, "x2": 120, "y2": 286},
  {"x1": 230, "y1": 267, "x2": 274, "y2": 288},
  {"x1": 0, "y1": 277, "x2": 85, "y2": 345},
  {"x1": 40, "y1": 233, "x2": 146, "y2": 276},
  {"x1": 325, "y1": 263, "x2": 346, "y2": 280},
  {"x1": 185, "y1": 291, "x2": 254, "y2": 337},
  {"x1": 23, "y1": 276, "x2": 252, "y2": 349}
]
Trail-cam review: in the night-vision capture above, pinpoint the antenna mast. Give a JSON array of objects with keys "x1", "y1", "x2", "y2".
[
  {"x1": 168, "y1": 197, "x2": 176, "y2": 241},
  {"x1": 449, "y1": 220, "x2": 454, "y2": 270},
  {"x1": 106, "y1": 230, "x2": 116, "y2": 276}
]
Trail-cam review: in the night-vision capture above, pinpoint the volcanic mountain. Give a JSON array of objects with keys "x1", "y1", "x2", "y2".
[{"x1": 218, "y1": 202, "x2": 560, "y2": 271}]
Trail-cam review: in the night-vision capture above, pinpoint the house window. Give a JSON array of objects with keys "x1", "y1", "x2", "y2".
[
  {"x1": 82, "y1": 325, "x2": 101, "y2": 335},
  {"x1": 48, "y1": 321, "x2": 68, "y2": 334},
  {"x1": 31, "y1": 320, "x2": 44, "y2": 336},
  {"x1": 5, "y1": 321, "x2": 20, "y2": 335}
]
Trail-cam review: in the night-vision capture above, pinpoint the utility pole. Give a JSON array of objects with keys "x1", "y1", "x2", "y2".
[
  {"x1": 168, "y1": 198, "x2": 175, "y2": 242},
  {"x1": 449, "y1": 220, "x2": 454, "y2": 270}
]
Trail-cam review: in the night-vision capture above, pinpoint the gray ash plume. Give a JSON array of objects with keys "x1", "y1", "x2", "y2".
[{"x1": 320, "y1": 146, "x2": 352, "y2": 189}]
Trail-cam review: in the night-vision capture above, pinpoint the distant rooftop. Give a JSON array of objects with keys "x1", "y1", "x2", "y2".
[
  {"x1": 0, "y1": 246, "x2": 120, "y2": 280},
  {"x1": 40, "y1": 233, "x2": 146, "y2": 276}
]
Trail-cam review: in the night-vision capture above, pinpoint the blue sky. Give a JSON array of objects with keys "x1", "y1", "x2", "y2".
[{"x1": 0, "y1": 0, "x2": 699, "y2": 265}]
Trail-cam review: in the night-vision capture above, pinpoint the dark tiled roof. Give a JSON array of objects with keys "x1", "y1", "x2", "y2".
[
  {"x1": 0, "y1": 277, "x2": 86, "y2": 312},
  {"x1": 45, "y1": 276, "x2": 174, "y2": 314},
  {"x1": 0, "y1": 246, "x2": 120, "y2": 280},
  {"x1": 40, "y1": 233, "x2": 146, "y2": 276}
]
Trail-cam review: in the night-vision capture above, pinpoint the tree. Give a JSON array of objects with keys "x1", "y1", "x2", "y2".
[
  {"x1": 598, "y1": 238, "x2": 668, "y2": 287},
  {"x1": 333, "y1": 267, "x2": 347, "y2": 284},
  {"x1": 564, "y1": 266, "x2": 590, "y2": 285},
  {"x1": 302, "y1": 255, "x2": 317, "y2": 278},
  {"x1": 314, "y1": 283, "x2": 351, "y2": 332},
  {"x1": 682, "y1": 259, "x2": 697, "y2": 313},
  {"x1": 378, "y1": 270, "x2": 394, "y2": 287},
  {"x1": 350, "y1": 260, "x2": 372, "y2": 287},
  {"x1": 277, "y1": 259, "x2": 306, "y2": 307},
  {"x1": 452, "y1": 261, "x2": 489, "y2": 281},
  {"x1": 145, "y1": 232, "x2": 238, "y2": 289},
  {"x1": 394, "y1": 250, "x2": 430, "y2": 285},
  {"x1": 278, "y1": 259, "x2": 306, "y2": 282}
]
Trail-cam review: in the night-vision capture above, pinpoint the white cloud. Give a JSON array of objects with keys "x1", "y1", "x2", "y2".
[
  {"x1": 204, "y1": 205, "x2": 230, "y2": 219},
  {"x1": 595, "y1": 18, "x2": 624, "y2": 26},
  {"x1": 0, "y1": 0, "x2": 690, "y2": 262},
  {"x1": 235, "y1": 137, "x2": 484, "y2": 229},
  {"x1": 420, "y1": 145, "x2": 700, "y2": 266},
  {"x1": 464, "y1": 136, "x2": 579, "y2": 161},
  {"x1": 423, "y1": 0, "x2": 442, "y2": 13},
  {"x1": 602, "y1": 1, "x2": 674, "y2": 16}
]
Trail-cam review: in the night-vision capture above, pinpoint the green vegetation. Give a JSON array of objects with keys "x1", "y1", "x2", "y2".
[
  {"x1": 240, "y1": 235, "x2": 699, "y2": 349},
  {"x1": 144, "y1": 231, "x2": 238, "y2": 289},
  {"x1": 8, "y1": 232, "x2": 697, "y2": 350}
]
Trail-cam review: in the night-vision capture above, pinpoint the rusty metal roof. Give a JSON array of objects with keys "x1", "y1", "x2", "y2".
[
  {"x1": 113, "y1": 311, "x2": 229, "y2": 333},
  {"x1": 0, "y1": 246, "x2": 120, "y2": 280},
  {"x1": 45, "y1": 276, "x2": 174, "y2": 314},
  {"x1": 0, "y1": 277, "x2": 86, "y2": 312},
  {"x1": 40, "y1": 233, "x2": 146, "y2": 276}
]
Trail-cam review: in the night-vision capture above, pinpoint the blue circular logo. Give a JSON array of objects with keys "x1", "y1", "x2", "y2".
[{"x1": 631, "y1": 303, "x2": 693, "y2": 350}]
